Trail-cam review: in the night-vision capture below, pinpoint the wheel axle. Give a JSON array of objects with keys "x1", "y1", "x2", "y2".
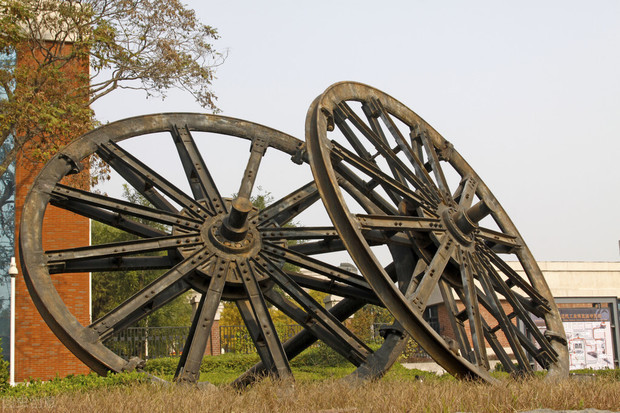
[
  {"x1": 453, "y1": 200, "x2": 492, "y2": 235},
  {"x1": 221, "y1": 197, "x2": 253, "y2": 242}
]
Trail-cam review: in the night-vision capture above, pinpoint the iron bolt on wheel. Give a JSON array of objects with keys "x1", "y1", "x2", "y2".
[
  {"x1": 305, "y1": 82, "x2": 569, "y2": 381},
  {"x1": 21, "y1": 113, "x2": 415, "y2": 385}
]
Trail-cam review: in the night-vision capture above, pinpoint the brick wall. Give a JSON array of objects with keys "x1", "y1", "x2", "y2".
[
  {"x1": 12, "y1": 41, "x2": 91, "y2": 382},
  {"x1": 205, "y1": 321, "x2": 221, "y2": 356},
  {"x1": 14, "y1": 160, "x2": 91, "y2": 382},
  {"x1": 436, "y1": 301, "x2": 516, "y2": 355}
]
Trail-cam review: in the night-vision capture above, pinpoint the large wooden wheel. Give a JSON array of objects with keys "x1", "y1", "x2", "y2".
[
  {"x1": 20, "y1": 113, "x2": 419, "y2": 385},
  {"x1": 305, "y1": 82, "x2": 569, "y2": 381}
]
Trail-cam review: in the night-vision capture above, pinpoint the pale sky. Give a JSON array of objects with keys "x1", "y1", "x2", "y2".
[{"x1": 93, "y1": 0, "x2": 620, "y2": 262}]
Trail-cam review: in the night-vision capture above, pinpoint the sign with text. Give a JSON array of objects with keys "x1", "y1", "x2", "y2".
[{"x1": 532, "y1": 307, "x2": 615, "y2": 370}]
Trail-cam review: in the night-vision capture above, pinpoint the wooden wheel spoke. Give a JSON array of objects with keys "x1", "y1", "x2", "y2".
[
  {"x1": 234, "y1": 299, "x2": 276, "y2": 373},
  {"x1": 400, "y1": 258, "x2": 428, "y2": 298},
  {"x1": 451, "y1": 286, "x2": 516, "y2": 371},
  {"x1": 360, "y1": 101, "x2": 439, "y2": 207},
  {"x1": 171, "y1": 125, "x2": 226, "y2": 214},
  {"x1": 459, "y1": 249, "x2": 489, "y2": 368},
  {"x1": 258, "y1": 257, "x2": 371, "y2": 356},
  {"x1": 366, "y1": 142, "x2": 438, "y2": 207},
  {"x1": 468, "y1": 255, "x2": 532, "y2": 373},
  {"x1": 261, "y1": 242, "x2": 369, "y2": 289},
  {"x1": 372, "y1": 100, "x2": 441, "y2": 202},
  {"x1": 360, "y1": 103, "x2": 415, "y2": 194},
  {"x1": 410, "y1": 235, "x2": 457, "y2": 312},
  {"x1": 365, "y1": 230, "x2": 416, "y2": 248},
  {"x1": 46, "y1": 234, "x2": 200, "y2": 265},
  {"x1": 260, "y1": 226, "x2": 340, "y2": 241},
  {"x1": 174, "y1": 258, "x2": 228, "y2": 383},
  {"x1": 261, "y1": 283, "x2": 371, "y2": 366},
  {"x1": 93, "y1": 277, "x2": 192, "y2": 342},
  {"x1": 90, "y1": 248, "x2": 210, "y2": 341},
  {"x1": 513, "y1": 328, "x2": 555, "y2": 370},
  {"x1": 335, "y1": 101, "x2": 395, "y2": 167},
  {"x1": 356, "y1": 214, "x2": 444, "y2": 233},
  {"x1": 415, "y1": 126, "x2": 451, "y2": 200},
  {"x1": 49, "y1": 256, "x2": 176, "y2": 274},
  {"x1": 49, "y1": 194, "x2": 167, "y2": 239},
  {"x1": 287, "y1": 271, "x2": 380, "y2": 305},
  {"x1": 237, "y1": 259, "x2": 292, "y2": 378},
  {"x1": 335, "y1": 166, "x2": 398, "y2": 215},
  {"x1": 476, "y1": 227, "x2": 520, "y2": 253},
  {"x1": 453, "y1": 176, "x2": 478, "y2": 208},
  {"x1": 437, "y1": 279, "x2": 474, "y2": 363},
  {"x1": 331, "y1": 141, "x2": 433, "y2": 213},
  {"x1": 236, "y1": 136, "x2": 269, "y2": 200},
  {"x1": 481, "y1": 320, "x2": 518, "y2": 374},
  {"x1": 408, "y1": 129, "x2": 431, "y2": 184},
  {"x1": 233, "y1": 297, "x2": 367, "y2": 387},
  {"x1": 97, "y1": 141, "x2": 207, "y2": 218},
  {"x1": 473, "y1": 252, "x2": 557, "y2": 362},
  {"x1": 258, "y1": 181, "x2": 321, "y2": 227},
  {"x1": 456, "y1": 284, "x2": 542, "y2": 374},
  {"x1": 288, "y1": 238, "x2": 348, "y2": 255},
  {"x1": 51, "y1": 184, "x2": 202, "y2": 231},
  {"x1": 97, "y1": 142, "x2": 178, "y2": 213},
  {"x1": 333, "y1": 102, "x2": 374, "y2": 160},
  {"x1": 478, "y1": 246, "x2": 551, "y2": 313},
  {"x1": 287, "y1": 228, "x2": 412, "y2": 256}
]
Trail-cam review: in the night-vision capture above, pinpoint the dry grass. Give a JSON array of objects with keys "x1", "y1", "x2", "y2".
[{"x1": 1, "y1": 376, "x2": 619, "y2": 413}]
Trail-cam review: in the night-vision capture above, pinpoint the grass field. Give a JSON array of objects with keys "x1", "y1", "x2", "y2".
[
  {"x1": 1, "y1": 373, "x2": 619, "y2": 412},
  {"x1": 1, "y1": 350, "x2": 619, "y2": 412}
]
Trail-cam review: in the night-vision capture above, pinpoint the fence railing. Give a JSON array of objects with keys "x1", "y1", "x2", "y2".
[
  {"x1": 105, "y1": 326, "x2": 189, "y2": 360},
  {"x1": 104, "y1": 323, "x2": 432, "y2": 360},
  {"x1": 220, "y1": 324, "x2": 304, "y2": 354}
]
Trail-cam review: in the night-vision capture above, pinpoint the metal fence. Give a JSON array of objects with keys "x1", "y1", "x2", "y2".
[
  {"x1": 220, "y1": 324, "x2": 304, "y2": 354},
  {"x1": 104, "y1": 324, "x2": 431, "y2": 360},
  {"x1": 105, "y1": 326, "x2": 189, "y2": 360}
]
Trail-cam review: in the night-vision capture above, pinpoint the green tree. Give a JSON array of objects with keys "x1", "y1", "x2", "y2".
[
  {"x1": 347, "y1": 305, "x2": 394, "y2": 342},
  {"x1": 0, "y1": 338, "x2": 8, "y2": 389},
  {"x1": 91, "y1": 185, "x2": 191, "y2": 327},
  {"x1": 0, "y1": 0, "x2": 223, "y2": 183}
]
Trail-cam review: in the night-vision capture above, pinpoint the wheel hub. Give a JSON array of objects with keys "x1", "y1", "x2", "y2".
[
  {"x1": 204, "y1": 215, "x2": 261, "y2": 256},
  {"x1": 439, "y1": 199, "x2": 492, "y2": 246},
  {"x1": 174, "y1": 198, "x2": 266, "y2": 291}
]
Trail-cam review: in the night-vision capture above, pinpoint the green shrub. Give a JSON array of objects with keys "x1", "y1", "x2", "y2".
[
  {"x1": 290, "y1": 345, "x2": 351, "y2": 368},
  {"x1": 0, "y1": 371, "x2": 148, "y2": 399},
  {"x1": 200, "y1": 353, "x2": 260, "y2": 373},
  {"x1": 144, "y1": 353, "x2": 261, "y2": 377},
  {"x1": 571, "y1": 368, "x2": 620, "y2": 380},
  {"x1": 143, "y1": 357, "x2": 178, "y2": 376},
  {"x1": 0, "y1": 339, "x2": 10, "y2": 390},
  {"x1": 144, "y1": 344, "x2": 358, "y2": 377}
]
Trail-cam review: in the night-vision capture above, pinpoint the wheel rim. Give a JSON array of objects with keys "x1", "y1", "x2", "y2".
[
  {"x1": 305, "y1": 82, "x2": 569, "y2": 381},
  {"x1": 20, "y1": 113, "x2": 420, "y2": 384}
]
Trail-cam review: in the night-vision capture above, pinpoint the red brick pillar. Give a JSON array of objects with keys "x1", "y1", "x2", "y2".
[
  {"x1": 12, "y1": 41, "x2": 91, "y2": 382},
  {"x1": 208, "y1": 320, "x2": 221, "y2": 356},
  {"x1": 14, "y1": 168, "x2": 91, "y2": 381}
]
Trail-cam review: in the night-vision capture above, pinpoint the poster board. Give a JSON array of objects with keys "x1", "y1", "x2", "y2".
[
  {"x1": 532, "y1": 306, "x2": 615, "y2": 370},
  {"x1": 561, "y1": 308, "x2": 614, "y2": 370}
]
